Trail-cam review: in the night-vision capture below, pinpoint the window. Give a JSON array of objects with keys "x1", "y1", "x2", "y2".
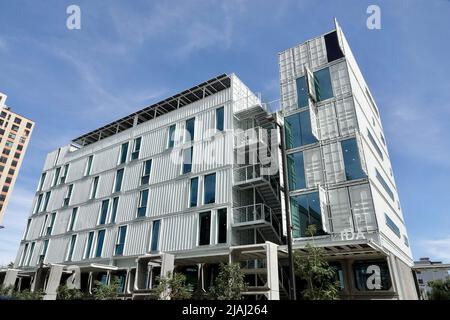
[
  {"x1": 216, "y1": 107, "x2": 224, "y2": 132},
  {"x1": 199, "y1": 212, "x2": 211, "y2": 246},
  {"x1": 137, "y1": 189, "x2": 148, "y2": 217},
  {"x1": 287, "y1": 152, "x2": 306, "y2": 190},
  {"x1": 40, "y1": 215, "x2": 48, "y2": 236},
  {"x1": 84, "y1": 232, "x2": 94, "y2": 259},
  {"x1": 217, "y1": 208, "x2": 227, "y2": 244},
  {"x1": 353, "y1": 260, "x2": 392, "y2": 291},
  {"x1": 284, "y1": 111, "x2": 317, "y2": 149},
  {"x1": 296, "y1": 76, "x2": 309, "y2": 108},
  {"x1": 90, "y1": 176, "x2": 99, "y2": 199},
  {"x1": 63, "y1": 185, "x2": 73, "y2": 207},
  {"x1": 17, "y1": 144, "x2": 23, "y2": 151},
  {"x1": 375, "y1": 169, "x2": 394, "y2": 201},
  {"x1": 0, "y1": 111, "x2": 6, "y2": 118},
  {"x1": 324, "y1": 31, "x2": 344, "y2": 62},
  {"x1": 2, "y1": 148, "x2": 10, "y2": 155},
  {"x1": 110, "y1": 197, "x2": 119, "y2": 223},
  {"x1": 119, "y1": 142, "x2": 129, "y2": 165},
  {"x1": 185, "y1": 117, "x2": 195, "y2": 142},
  {"x1": 0, "y1": 156, "x2": 7, "y2": 164},
  {"x1": 60, "y1": 164, "x2": 69, "y2": 184},
  {"x1": 5, "y1": 141, "x2": 13, "y2": 147},
  {"x1": 290, "y1": 192, "x2": 325, "y2": 238},
  {"x1": 26, "y1": 122, "x2": 32, "y2": 129},
  {"x1": 99, "y1": 200, "x2": 109, "y2": 225},
  {"x1": 46, "y1": 212, "x2": 56, "y2": 236},
  {"x1": 330, "y1": 262, "x2": 345, "y2": 290},
  {"x1": 26, "y1": 242, "x2": 35, "y2": 266},
  {"x1": 341, "y1": 138, "x2": 366, "y2": 180},
  {"x1": 20, "y1": 243, "x2": 29, "y2": 266},
  {"x1": 380, "y1": 133, "x2": 386, "y2": 146},
  {"x1": 53, "y1": 167, "x2": 61, "y2": 187},
  {"x1": 39, "y1": 240, "x2": 49, "y2": 264},
  {"x1": 150, "y1": 220, "x2": 161, "y2": 252},
  {"x1": 367, "y1": 130, "x2": 384, "y2": 160},
  {"x1": 167, "y1": 124, "x2": 176, "y2": 149},
  {"x1": 385, "y1": 213, "x2": 400, "y2": 238},
  {"x1": 190, "y1": 177, "x2": 198, "y2": 207},
  {"x1": 11, "y1": 160, "x2": 17, "y2": 167},
  {"x1": 204, "y1": 173, "x2": 216, "y2": 204},
  {"x1": 34, "y1": 193, "x2": 43, "y2": 213},
  {"x1": 141, "y1": 160, "x2": 152, "y2": 185},
  {"x1": 66, "y1": 234, "x2": 77, "y2": 262},
  {"x1": 95, "y1": 230, "x2": 106, "y2": 258},
  {"x1": 131, "y1": 137, "x2": 142, "y2": 160},
  {"x1": 38, "y1": 172, "x2": 46, "y2": 191},
  {"x1": 114, "y1": 168, "x2": 124, "y2": 193},
  {"x1": 2, "y1": 186, "x2": 9, "y2": 193},
  {"x1": 182, "y1": 147, "x2": 193, "y2": 174},
  {"x1": 313, "y1": 68, "x2": 333, "y2": 102},
  {"x1": 85, "y1": 155, "x2": 93, "y2": 176},
  {"x1": 404, "y1": 235, "x2": 409, "y2": 247},
  {"x1": 13, "y1": 152, "x2": 20, "y2": 159},
  {"x1": 14, "y1": 117, "x2": 22, "y2": 124},
  {"x1": 12, "y1": 124, "x2": 19, "y2": 132},
  {"x1": 42, "y1": 191, "x2": 51, "y2": 211},
  {"x1": 68, "y1": 207, "x2": 78, "y2": 231},
  {"x1": 23, "y1": 219, "x2": 31, "y2": 240},
  {"x1": 115, "y1": 226, "x2": 127, "y2": 256}
]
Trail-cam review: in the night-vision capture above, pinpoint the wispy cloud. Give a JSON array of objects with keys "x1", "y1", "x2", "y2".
[{"x1": 418, "y1": 236, "x2": 450, "y2": 263}]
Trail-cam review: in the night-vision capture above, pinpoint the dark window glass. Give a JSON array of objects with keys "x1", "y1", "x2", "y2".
[
  {"x1": 353, "y1": 260, "x2": 392, "y2": 291},
  {"x1": 150, "y1": 220, "x2": 161, "y2": 252},
  {"x1": 287, "y1": 152, "x2": 306, "y2": 190},
  {"x1": 3, "y1": 149, "x2": 10, "y2": 155},
  {"x1": 43, "y1": 191, "x2": 51, "y2": 211},
  {"x1": 186, "y1": 117, "x2": 195, "y2": 141},
  {"x1": 91, "y1": 176, "x2": 99, "y2": 199},
  {"x1": 26, "y1": 243, "x2": 35, "y2": 266},
  {"x1": 85, "y1": 232, "x2": 94, "y2": 259},
  {"x1": 330, "y1": 262, "x2": 345, "y2": 290},
  {"x1": 40, "y1": 240, "x2": 49, "y2": 264},
  {"x1": 46, "y1": 212, "x2": 56, "y2": 235},
  {"x1": 14, "y1": 152, "x2": 20, "y2": 159},
  {"x1": 296, "y1": 76, "x2": 309, "y2": 108},
  {"x1": 204, "y1": 173, "x2": 216, "y2": 204},
  {"x1": 99, "y1": 200, "x2": 109, "y2": 225},
  {"x1": 110, "y1": 197, "x2": 119, "y2": 223},
  {"x1": 53, "y1": 167, "x2": 61, "y2": 187},
  {"x1": 217, "y1": 208, "x2": 227, "y2": 244},
  {"x1": 341, "y1": 138, "x2": 366, "y2": 180},
  {"x1": 0, "y1": 111, "x2": 6, "y2": 118},
  {"x1": 95, "y1": 230, "x2": 105, "y2": 258},
  {"x1": 2, "y1": 186, "x2": 9, "y2": 193},
  {"x1": 85, "y1": 155, "x2": 93, "y2": 176},
  {"x1": 375, "y1": 169, "x2": 395, "y2": 201},
  {"x1": 14, "y1": 117, "x2": 21, "y2": 124},
  {"x1": 67, "y1": 235, "x2": 77, "y2": 261},
  {"x1": 131, "y1": 137, "x2": 141, "y2": 160},
  {"x1": 141, "y1": 160, "x2": 152, "y2": 185},
  {"x1": 385, "y1": 213, "x2": 400, "y2": 238},
  {"x1": 34, "y1": 193, "x2": 43, "y2": 213},
  {"x1": 17, "y1": 145, "x2": 23, "y2": 151},
  {"x1": 69, "y1": 208, "x2": 78, "y2": 231},
  {"x1": 183, "y1": 147, "x2": 193, "y2": 174},
  {"x1": 216, "y1": 107, "x2": 224, "y2": 132},
  {"x1": 167, "y1": 125, "x2": 176, "y2": 148},
  {"x1": 0, "y1": 156, "x2": 7, "y2": 164},
  {"x1": 137, "y1": 189, "x2": 148, "y2": 217},
  {"x1": 114, "y1": 168, "x2": 124, "y2": 192},
  {"x1": 190, "y1": 177, "x2": 198, "y2": 207},
  {"x1": 284, "y1": 111, "x2": 317, "y2": 149},
  {"x1": 290, "y1": 192, "x2": 324, "y2": 238},
  {"x1": 324, "y1": 31, "x2": 344, "y2": 62},
  {"x1": 26, "y1": 122, "x2": 32, "y2": 129},
  {"x1": 63, "y1": 185, "x2": 73, "y2": 207},
  {"x1": 199, "y1": 212, "x2": 211, "y2": 246},
  {"x1": 367, "y1": 130, "x2": 384, "y2": 160},
  {"x1": 11, "y1": 160, "x2": 17, "y2": 167},
  {"x1": 115, "y1": 226, "x2": 127, "y2": 256},
  {"x1": 119, "y1": 142, "x2": 129, "y2": 164},
  {"x1": 314, "y1": 68, "x2": 333, "y2": 101},
  {"x1": 12, "y1": 125, "x2": 19, "y2": 132}
]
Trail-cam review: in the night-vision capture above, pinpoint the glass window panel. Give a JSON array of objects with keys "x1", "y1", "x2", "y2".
[
  {"x1": 114, "y1": 169, "x2": 124, "y2": 192},
  {"x1": 314, "y1": 68, "x2": 333, "y2": 101},
  {"x1": 287, "y1": 152, "x2": 306, "y2": 191},
  {"x1": 190, "y1": 177, "x2": 198, "y2": 207},
  {"x1": 216, "y1": 107, "x2": 224, "y2": 132},
  {"x1": 186, "y1": 118, "x2": 195, "y2": 141},
  {"x1": 95, "y1": 230, "x2": 105, "y2": 258},
  {"x1": 199, "y1": 212, "x2": 211, "y2": 246},
  {"x1": 168, "y1": 125, "x2": 176, "y2": 148},
  {"x1": 290, "y1": 192, "x2": 325, "y2": 237},
  {"x1": 284, "y1": 111, "x2": 317, "y2": 150},
  {"x1": 204, "y1": 174, "x2": 216, "y2": 204},
  {"x1": 110, "y1": 197, "x2": 119, "y2": 223},
  {"x1": 150, "y1": 220, "x2": 161, "y2": 252},
  {"x1": 183, "y1": 147, "x2": 193, "y2": 174},
  {"x1": 119, "y1": 143, "x2": 129, "y2": 164},
  {"x1": 85, "y1": 232, "x2": 94, "y2": 259},
  {"x1": 99, "y1": 200, "x2": 109, "y2": 225},
  {"x1": 217, "y1": 208, "x2": 227, "y2": 244},
  {"x1": 296, "y1": 76, "x2": 308, "y2": 108},
  {"x1": 341, "y1": 138, "x2": 366, "y2": 180}
]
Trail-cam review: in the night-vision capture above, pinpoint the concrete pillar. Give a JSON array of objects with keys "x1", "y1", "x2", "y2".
[
  {"x1": 43, "y1": 264, "x2": 64, "y2": 300},
  {"x1": 65, "y1": 265, "x2": 81, "y2": 290},
  {"x1": 3, "y1": 269, "x2": 19, "y2": 288},
  {"x1": 266, "y1": 242, "x2": 280, "y2": 300}
]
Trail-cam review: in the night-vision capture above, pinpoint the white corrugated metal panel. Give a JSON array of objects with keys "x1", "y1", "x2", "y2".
[
  {"x1": 330, "y1": 61, "x2": 351, "y2": 98},
  {"x1": 66, "y1": 158, "x2": 86, "y2": 183},
  {"x1": 328, "y1": 187, "x2": 353, "y2": 233},
  {"x1": 43, "y1": 150, "x2": 59, "y2": 171},
  {"x1": 140, "y1": 129, "x2": 166, "y2": 159},
  {"x1": 91, "y1": 147, "x2": 120, "y2": 176},
  {"x1": 71, "y1": 232, "x2": 88, "y2": 262},
  {"x1": 160, "y1": 213, "x2": 197, "y2": 252},
  {"x1": 280, "y1": 81, "x2": 297, "y2": 110},
  {"x1": 75, "y1": 202, "x2": 101, "y2": 231},
  {"x1": 53, "y1": 208, "x2": 71, "y2": 235},
  {"x1": 123, "y1": 220, "x2": 152, "y2": 256},
  {"x1": 349, "y1": 183, "x2": 377, "y2": 232},
  {"x1": 292, "y1": 43, "x2": 309, "y2": 78},
  {"x1": 193, "y1": 136, "x2": 228, "y2": 173},
  {"x1": 308, "y1": 36, "x2": 327, "y2": 69},
  {"x1": 27, "y1": 215, "x2": 45, "y2": 240},
  {"x1": 102, "y1": 228, "x2": 117, "y2": 258},
  {"x1": 14, "y1": 244, "x2": 25, "y2": 266},
  {"x1": 29, "y1": 241, "x2": 42, "y2": 267},
  {"x1": 336, "y1": 97, "x2": 357, "y2": 136},
  {"x1": 122, "y1": 161, "x2": 141, "y2": 192},
  {"x1": 303, "y1": 148, "x2": 323, "y2": 188},
  {"x1": 97, "y1": 171, "x2": 115, "y2": 198},
  {"x1": 42, "y1": 169, "x2": 55, "y2": 191},
  {"x1": 71, "y1": 179, "x2": 91, "y2": 206},
  {"x1": 152, "y1": 152, "x2": 181, "y2": 184},
  {"x1": 47, "y1": 187, "x2": 65, "y2": 212},
  {"x1": 215, "y1": 169, "x2": 232, "y2": 204},
  {"x1": 55, "y1": 145, "x2": 71, "y2": 166},
  {"x1": 116, "y1": 192, "x2": 139, "y2": 223},
  {"x1": 322, "y1": 142, "x2": 346, "y2": 184},
  {"x1": 46, "y1": 237, "x2": 67, "y2": 263},
  {"x1": 318, "y1": 102, "x2": 339, "y2": 140},
  {"x1": 279, "y1": 48, "x2": 296, "y2": 85},
  {"x1": 148, "y1": 180, "x2": 188, "y2": 217}
]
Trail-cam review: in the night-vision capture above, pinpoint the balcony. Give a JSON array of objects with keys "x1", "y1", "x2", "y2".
[
  {"x1": 232, "y1": 204, "x2": 281, "y2": 236},
  {"x1": 234, "y1": 127, "x2": 269, "y2": 149}
]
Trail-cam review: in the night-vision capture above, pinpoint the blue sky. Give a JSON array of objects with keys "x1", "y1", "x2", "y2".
[{"x1": 0, "y1": 0, "x2": 449, "y2": 265}]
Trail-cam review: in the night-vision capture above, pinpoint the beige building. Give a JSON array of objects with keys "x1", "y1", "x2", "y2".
[{"x1": 0, "y1": 92, "x2": 34, "y2": 225}]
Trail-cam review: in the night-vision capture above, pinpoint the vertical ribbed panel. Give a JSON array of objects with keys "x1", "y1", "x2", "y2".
[
  {"x1": 124, "y1": 220, "x2": 152, "y2": 256},
  {"x1": 308, "y1": 36, "x2": 327, "y2": 68},
  {"x1": 91, "y1": 147, "x2": 119, "y2": 176},
  {"x1": 71, "y1": 179, "x2": 91, "y2": 206},
  {"x1": 330, "y1": 61, "x2": 351, "y2": 98},
  {"x1": 46, "y1": 237, "x2": 67, "y2": 263},
  {"x1": 116, "y1": 192, "x2": 139, "y2": 223},
  {"x1": 148, "y1": 180, "x2": 188, "y2": 217},
  {"x1": 122, "y1": 161, "x2": 141, "y2": 192},
  {"x1": 47, "y1": 188, "x2": 65, "y2": 212},
  {"x1": 53, "y1": 208, "x2": 71, "y2": 235},
  {"x1": 97, "y1": 171, "x2": 115, "y2": 198},
  {"x1": 318, "y1": 102, "x2": 339, "y2": 140},
  {"x1": 72, "y1": 232, "x2": 87, "y2": 261},
  {"x1": 303, "y1": 148, "x2": 323, "y2": 188},
  {"x1": 75, "y1": 202, "x2": 101, "y2": 231},
  {"x1": 140, "y1": 129, "x2": 166, "y2": 159},
  {"x1": 160, "y1": 213, "x2": 197, "y2": 252},
  {"x1": 66, "y1": 158, "x2": 85, "y2": 183},
  {"x1": 323, "y1": 142, "x2": 346, "y2": 184},
  {"x1": 336, "y1": 97, "x2": 357, "y2": 136},
  {"x1": 43, "y1": 150, "x2": 58, "y2": 171}
]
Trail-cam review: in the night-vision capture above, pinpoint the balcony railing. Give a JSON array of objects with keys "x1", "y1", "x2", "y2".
[
  {"x1": 232, "y1": 203, "x2": 281, "y2": 236},
  {"x1": 234, "y1": 127, "x2": 269, "y2": 149},
  {"x1": 234, "y1": 164, "x2": 265, "y2": 184}
]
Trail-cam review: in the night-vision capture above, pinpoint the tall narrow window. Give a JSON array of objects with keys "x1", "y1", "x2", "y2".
[
  {"x1": 38, "y1": 172, "x2": 46, "y2": 191},
  {"x1": 40, "y1": 215, "x2": 48, "y2": 236},
  {"x1": 60, "y1": 164, "x2": 69, "y2": 184},
  {"x1": 42, "y1": 191, "x2": 51, "y2": 212},
  {"x1": 150, "y1": 220, "x2": 161, "y2": 252},
  {"x1": 367, "y1": 130, "x2": 384, "y2": 160},
  {"x1": 23, "y1": 219, "x2": 31, "y2": 240},
  {"x1": 119, "y1": 142, "x2": 129, "y2": 165},
  {"x1": 217, "y1": 208, "x2": 227, "y2": 244},
  {"x1": 313, "y1": 68, "x2": 333, "y2": 102},
  {"x1": 137, "y1": 189, "x2": 148, "y2": 217},
  {"x1": 84, "y1": 232, "x2": 94, "y2": 259},
  {"x1": 34, "y1": 193, "x2": 43, "y2": 213},
  {"x1": 39, "y1": 239, "x2": 49, "y2": 264},
  {"x1": 68, "y1": 207, "x2": 78, "y2": 231},
  {"x1": 385, "y1": 213, "x2": 400, "y2": 238},
  {"x1": 199, "y1": 212, "x2": 211, "y2": 246},
  {"x1": 131, "y1": 137, "x2": 142, "y2": 160},
  {"x1": 185, "y1": 118, "x2": 195, "y2": 142},
  {"x1": 53, "y1": 167, "x2": 61, "y2": 187},
  {"x1": 204, "y1": 173, "x2": 216, "y2": 205},
  {"x1": 376, "y1": 169, "x2": 395, "y2": 201},
  {"x1": 190, "y1": 177, "x2": 198, "y2": 207},
  {"x1": 46, "y1": 212, "x2": 56, "y2": 236},
  {"x1": 290, "y1": 192, "x2": 324, "y2": 238},
  {"x1": 341, "y1": 138, "x2": 365, "y2": 180},
  {"x1": 216, "y1": 107, "x2": 224, "y2": 132},
  {"x1": 114, "y1": 169, "x2": 124, "y2": 193},
  {"x1": 324, "y1": 31, "x2": 344, "y2": 63},
  {"x1": 296, "y1": 76, "x2": 309, "y2": 108},
  {"x1": 182, "y1": 147, "x2": 193, "y2": 174},
  {"x1": 167, "y1": 124, "x2": 176, "y2": 149},
  {"x1": 98, "y1": 200, "x2": 109, "y2": 225},
  {"x1": 284, "y1": 111, "x2": 317, "y2": 149},
  {"x1": 90, "y1": 176, "x2": 99, "y2": 199},
  {"x1": 67, "y1": 234, "x2": 77, "y2": 262},
  {"x1": 115, "y1": 226, "x2": 127, "y2": 256},
  {"x1": 141, "y1": 160, "x2": 152, "y2": 185},
  {"x1": 110, "y1": 197, "x2": 119, "y2": 223},
  {"x1": 95, "y1": 230, "x2": 105, "y2": 258},
  {"x1": 287, "y1": 152, "x2": 306, "y2": 190},
  {"x1": 63, "y1": 185, "x2": 73, "y2": 206},
  {"x1": 26, "y1": 242, "x2": 35, "y2": 266},
  {"x1": 85, "y1": 155, "x2": 93, "y2": 176},
  {"x1": 20, "y1": 243, "x2": 29, "y2": 266}
]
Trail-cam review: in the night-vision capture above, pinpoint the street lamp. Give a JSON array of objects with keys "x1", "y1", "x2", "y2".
[{"x1": 266, "y1": 112, "x2": 297, "y2": 300}]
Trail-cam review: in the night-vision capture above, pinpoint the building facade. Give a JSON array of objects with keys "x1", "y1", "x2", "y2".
[
  {"x1": 0, "y1": 92, "x2": 34, "y2": 225},
  {"x1": 413, "y1": 257, "x2": 450, "y2": 300},
  {"x1": 2, "y1": 21, "x2": 417, "y2": 300}
]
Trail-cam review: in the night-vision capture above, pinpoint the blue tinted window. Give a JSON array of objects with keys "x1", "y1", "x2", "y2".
[
  {"x1": 367, "y1": 130, "x2": 384, "y2": 160},
  {"x1": 114, "y1": 169, "x2": 124, "y2": 192},
  {"x1": 296, "y1": 76, "x2": 308, "y2": 108},
  {"x1": 110, "y1": 197, "x2": 119, "y2": 223},
  {"x1": 190, "y1": 177, "x2": 198, "y2": 207},
  {"x1": 183, "y1": 147, "x2": 193, "y2": 174},
  {"x1": 99, "y1": 200, "x2": 109, "y2": 225},
  {"x1": 284, "y1": 111, "x2": 317, "y2": 149},
  {"x1": 131, "y1": 137, "x2": 142, "y2": 160},
  {"x1": 150, "y1": 220, "x2": 161, "y2": 252},
  {"x1": 385, "y1": 214, "x2": 400, "y2": 238},
  {"x1": 67, "y1": 235, "x2": 76, "y2": 261},
  {"x1": 85, "y1": 232, "x2": 94, "y2": 259},
  {"x1": 204, "y1": 173, "x2": 216, "y2": 204},
  {"x1": 115, "y1": 226, "x2": 127, "y2": 255},
  {"x1": 375, "y1": 169, "x2": 395, "y2": 201},
  {"x1": 141, "y1": 160, "x2": 152, "y2": 185},
  {"x1": 95, "y1": 230, "x2": 105, "y2": 258},
  {"x1": 313, "y1": 68, "x2": 333, "y2": 101},
  {"x1": 341, "y1": 138, "x2": 366, "y2": 180},
  {"x1": 186, "y1": 118, "x2": 195, "y2": 141},
  {"x1": 167, "y1": 125, "x2": 176, "y2": 148},
  {"x1": 119, "y1": 142, "x2": 128, "y2": 164},
  {"x1": 69, "y1": 208, "x2": 78, "y2": 231},
  {"x1": 287, "y1": 152, "x2": 306, "y2": 190},
  {"x1": 216, "y1": 107, "x2": 224, "y2": 131},
  {"x1": 137, "y1": 189, "x2": 149, "y2": 217},
  {"x1": 290, "y1": 192, "x2": 324, "y2": 237}
]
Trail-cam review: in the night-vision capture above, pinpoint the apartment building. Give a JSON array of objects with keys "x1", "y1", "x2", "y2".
[
  {"x1": 413, "y1": 257, "x2": 450, "y2": 299},
  {"x1": 0, "y1": 92, "x2": 34, "y2": 225},
  {"x1": 2, "y1": 20, "x2": 417, "y2": 300}
]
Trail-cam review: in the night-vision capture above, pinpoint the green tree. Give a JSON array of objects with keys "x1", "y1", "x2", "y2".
[
  {"x1": 293, "y1": 225, "x2": 339, "y2": 300},
  {"x1": 92, "y1": 277, "x2": 120, "y2": 300},
  {"x1": 150, "y1": 272, "x2": 192, "y2": 300},
  {"x1": 11, "y1": 289, "x2": 44, "y2": 300},
  {"x1": 209, "y1": 263, "x2": 247, "y2": 300},
  {"x1": 428, "y1": 279, "x2": 450, "y2": 300},
  {"x1": 56, "y1": 284, "x2": 84, "y2": 300}
]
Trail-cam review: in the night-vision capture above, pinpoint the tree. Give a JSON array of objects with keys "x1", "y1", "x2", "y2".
[
  {"x1": 92, "y1": 277, "x2": 120, "y2": 300},
  {"x1": 150, "y1": 272, "x2": 192, "y2": 300},
  {"x1": 209, "y1": 263, "x2": 247, "y2": 300},
  {"x1": 293, "y1": 225, "x2": 339, "y2": 300},
  {"x1": 428, "y1": 279, "x2": 450, "y2": 300},
  {"x1": 56, "y1": 284, "x2": 84, "y2": 300}
]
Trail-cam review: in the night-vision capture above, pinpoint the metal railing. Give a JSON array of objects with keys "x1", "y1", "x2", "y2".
[
  {"x1": 232, "y1": 203, "x2": 281, "y2": 237},
  {"x1": 234, "y1": 163, "x2": 265, "y2": 184},
  {"x1": 234, "y1": 127, "x2": 268, "y2": 149}
]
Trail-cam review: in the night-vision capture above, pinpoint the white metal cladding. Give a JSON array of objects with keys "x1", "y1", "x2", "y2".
[
  {"x1": 328, "y1": 187, "x2": 354, "y2": 233},
  {"x1": 46, "y1": 237, "x2": 67, "y2": 263},
  {"x1": 70, "y1": 179, "x2": 91, "y2": 205},
  {"x1": 152, "y1": 152, "x2": 181, "y2": 184},
  {"x1": 160, "y1": 213, "x2": 197, "y2": 252},
  {"x1": 91, "y1": 147, "x2": 120, "y2": 176},
  {"x1": 115, "y1": 192, "x2": 139, "y2": 223},
  {"x1": 148, "y1": 180, "x2": 189, "y2": 217},
  {"x1": 52, "y1": 208, "x2": 71, "y2": 235},
  {"x1": 75, "y1": 202, "x2": 101, "y2": 231},
  {"x1": 303, "y1": 148, "x2": 323, "y2": 188},
  {"x1": 292, "y1": 43, "x2": 309, "y2": 78},
  {"x1": 65, "y1": 158, "x2": 85, "y2": 184},
  {"x1": 47, "y1": 187, "x2": 65, "y2": 212},
  {"x1": 123, "y1": 220, "x2": 152, "y2": 256},
  {"x1": 97, "y1": 171, "x2": 115, "y2": 198},
  {"x1": 318, "y1": 102, "x2": 339, "y2": 140},
  {"x1": 322, "y1": 142, "x2": 346, "y2": 184},
  {"x1": 232, "y1": 75, "x2": 260, "y2": 114},
  {"x1": 139, "y1": 129, "x2": 166, "y2": 159},
  {"x1": 43, "y1": 150, "x2": 58, "y2": 171},
  {"x1": 26, "y1": 215, "x2": 45, "y2": 240},
  {"x1": 71, "y1": 232, "x2": 88, "y2": 261},
  {"x1": 335, "y1": 97, "x2": 357, "y2": 136},
  {"x1": 122, "y1": 161, "x2": 141, "y2": 192},
  {"x1": 330, "y1": 61, "x2": 351, "y2": 97},
  {"x1": 349, "y1": 183, "x2": 377, "y2": 232},
  {"x1": 308, "y1": 36, "x2": 327, "y2": 69},
  {"x1": 102, "y1": 228, "x2": 117, "y2": 258}
]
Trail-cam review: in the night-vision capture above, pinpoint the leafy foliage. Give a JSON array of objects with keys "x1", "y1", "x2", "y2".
[
  {"x1": 150, "y1": 272, "x2": 193, "y2": 300},
  {"x1": 92, "y1": 276, "x2": 120, "y2": 300},
  {"x1": 428, "y1": 279, "x2": 450, "y2": 300},
  {"x1": 0, "y1": 284, "x2": 43, "y2": 300},
  {"x1": 209, "y1": 263, "x2": 247, "y2": 300},
  {"x1": 56, "y1": 284, "x2": 84, "y2": 300}
]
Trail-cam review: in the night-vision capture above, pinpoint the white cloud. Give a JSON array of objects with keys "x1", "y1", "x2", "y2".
[{"x1": 418, "y1": 236, "x2": 450, "y2": 263}]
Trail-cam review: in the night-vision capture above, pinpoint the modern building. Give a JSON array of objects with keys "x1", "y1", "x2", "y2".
[
  {"x1": 0, "y1": 92, "x2": 34, "y2": 225},
  {"x1": 2, "y1": 20, "x2": 417, "y2": 300},
  {"x1": 413, "y1": 257, "x2": 450, "y2": 300}
]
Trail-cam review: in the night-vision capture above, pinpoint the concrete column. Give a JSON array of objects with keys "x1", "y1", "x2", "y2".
[
  {"x1": 265, "y1": 242, "x2": 280, "y2": 300},
  {"x1": 65, "y1": 265, "x2": 81, "y2": 290},
  {"x1": 3, "y1": 269, "x2": 19, "y2": 287},
  {"x1": 43, "y1": 264, "x2": 64, "y2": 300}
]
